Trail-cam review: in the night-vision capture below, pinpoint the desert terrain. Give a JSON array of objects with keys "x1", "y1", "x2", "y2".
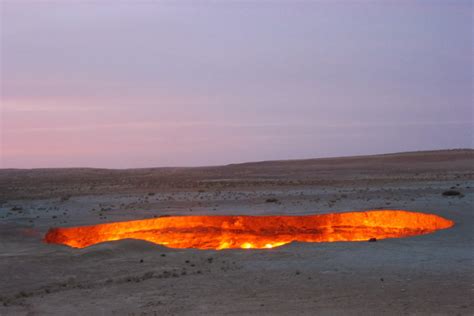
[{"x1": 0, "y1": 149, "x2": 473, "y2": 315}]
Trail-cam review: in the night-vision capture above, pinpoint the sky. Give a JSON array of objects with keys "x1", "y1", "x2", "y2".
[{"x1": 1, "y1": 0, "x2": 472, "y2": 169}]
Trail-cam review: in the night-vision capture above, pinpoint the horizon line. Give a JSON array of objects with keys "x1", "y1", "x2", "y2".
[{"x1": 1, "y1": 148, "x2": 472, "y2": 172}]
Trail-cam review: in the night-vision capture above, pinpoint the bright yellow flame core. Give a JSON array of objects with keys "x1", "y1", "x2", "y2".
[{"x1": 44, "y1": 210, "x2": 454, "y2": 250}]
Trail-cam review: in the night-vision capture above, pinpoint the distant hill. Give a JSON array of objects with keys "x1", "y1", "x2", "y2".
[{"x1": 1, "y1": 149, "x2": 472, "y2": 199}]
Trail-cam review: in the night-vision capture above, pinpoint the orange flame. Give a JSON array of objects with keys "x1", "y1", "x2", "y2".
[{"x1": 44, "y1": 210, "x2": 454, "y2": 250}]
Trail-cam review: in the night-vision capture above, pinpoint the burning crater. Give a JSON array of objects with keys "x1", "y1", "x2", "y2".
[{"x1": 44, "y1": 210, "x2": 453, "y2": 250}]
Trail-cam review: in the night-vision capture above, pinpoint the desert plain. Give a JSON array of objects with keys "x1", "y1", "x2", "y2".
[{"x1": 0, "y1": 149, "x2": 473, "y2": 315}]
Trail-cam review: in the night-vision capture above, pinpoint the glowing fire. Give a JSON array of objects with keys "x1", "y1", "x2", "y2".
[{"x1": 44, "y1": 210, "x2": 454, "y2": 250}]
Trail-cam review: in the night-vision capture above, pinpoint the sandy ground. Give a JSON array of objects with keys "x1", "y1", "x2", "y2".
[{"x1": 0, "y1": 149, "x2": 473, "y2": 315}]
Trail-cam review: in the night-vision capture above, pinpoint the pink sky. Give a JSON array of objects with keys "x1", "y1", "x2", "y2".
[{"x1": 1, "y1": 1, "x2": 472, "y2": 168}]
